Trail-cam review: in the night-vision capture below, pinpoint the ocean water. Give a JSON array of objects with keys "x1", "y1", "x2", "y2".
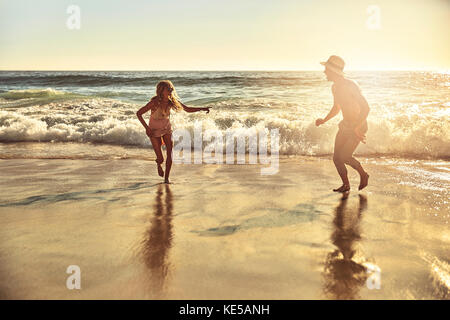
[{"x1": 0, "y1": 71, "x2": 449, "y2": 159}]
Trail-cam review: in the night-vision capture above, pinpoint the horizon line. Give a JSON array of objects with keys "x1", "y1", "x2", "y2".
[{"x1": 0, "y1": 68, "x2": 446, "y2": 72}]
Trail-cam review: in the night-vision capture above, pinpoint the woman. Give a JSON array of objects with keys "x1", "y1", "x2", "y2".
[{"x1": 136, "y1": 80, "x2": 210, "y2": 183}]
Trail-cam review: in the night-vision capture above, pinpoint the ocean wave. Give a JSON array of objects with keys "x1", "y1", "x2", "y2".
[
  {"x1": 0, "y1": 98, "x2": 449, "y2": 159},
  {"x1": 0, "y1": 88, "x2": 86, "y2": 109},
  {"x1": 0, "y1": 87, "x2": 302, "y2": 110},
  {"x1": 0, "y1": 73, "x2": 320, "y2": 88},
  {"x1": 0, "y1": 88, "x2": 78, "y2": 100}
]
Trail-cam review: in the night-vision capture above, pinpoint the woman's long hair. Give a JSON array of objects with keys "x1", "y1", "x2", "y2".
[{"x1": 152, "y1": 80, "x2": 183, "y2": 114}]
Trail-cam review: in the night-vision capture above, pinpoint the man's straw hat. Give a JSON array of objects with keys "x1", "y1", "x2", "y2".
[{"x1": 320, "y1": 55, "x2": 345, "y2": 76}]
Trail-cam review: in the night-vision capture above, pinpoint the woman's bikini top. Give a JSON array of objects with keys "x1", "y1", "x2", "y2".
[{"x1": 150, "y1": 101, "x2": 171, "y2": 120}]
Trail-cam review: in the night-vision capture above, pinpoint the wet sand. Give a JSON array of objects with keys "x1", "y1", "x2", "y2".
[{"x1": 0, "y1": 153, "x2": 448, "y2": 299}]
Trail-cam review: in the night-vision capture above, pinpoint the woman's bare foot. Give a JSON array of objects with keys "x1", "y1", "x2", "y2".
[
  {"x1": 359, "y1": 172, "x2": 369, "y2": 190},
  {"x1": 333, "y1": 184, "x2": 350, "y2": 193},
  {"x1": 157, "y1": 164, "x2": 164, "y2": 177}
]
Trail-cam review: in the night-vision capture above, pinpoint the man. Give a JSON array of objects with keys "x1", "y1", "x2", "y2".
[{"x1": 316, "y1": 55, "x2": 370, "y2": 192}]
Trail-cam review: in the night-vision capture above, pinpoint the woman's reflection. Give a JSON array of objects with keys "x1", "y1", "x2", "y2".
[
  {"x1": 323, "y1": 193, "x2": 368, "y2": 299},
  {"x1": 141, "y1": 183, "x2": 173, "y2": 298}
]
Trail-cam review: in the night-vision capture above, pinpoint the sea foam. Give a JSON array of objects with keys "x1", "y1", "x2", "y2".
[{"x1": 0, "y1": 96, "x2": 448, "y2": 159}]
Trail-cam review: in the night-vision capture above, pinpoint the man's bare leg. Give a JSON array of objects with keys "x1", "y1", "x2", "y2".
[
  {"x1": 333, "y1": 131, "x2": 351, "y2": 192},
  {"x1": 346, "y1": 157, "x2": 369, "y2": 190},
  {"x1": 341, "y1": 137, "x2": 369, "y2": 190},
  {"x1": 333, "y1": 156, "x2": 351, "y2": 192}
]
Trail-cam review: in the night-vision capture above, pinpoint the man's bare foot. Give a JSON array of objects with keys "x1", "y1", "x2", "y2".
[
  {"x1": 359, "y1": 172, "x2": 369, "y2": 190},
  {"x1": 164, "y1": 178, "x2": 170, "y2": 184},
  {"x1": 157, "y1": 165, "x2": 164, "y2": 177},
  {"x1": 333, "y1": 184, "x2": 350, "y2": 193}
]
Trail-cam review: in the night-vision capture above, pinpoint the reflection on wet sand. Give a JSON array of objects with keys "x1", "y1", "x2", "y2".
[
  {"x1": 323, "y1": 194, "x2": 369, "y2": 299},
  {"x1": 141, "y1": 184, "x2": 173, "y2": 298}
]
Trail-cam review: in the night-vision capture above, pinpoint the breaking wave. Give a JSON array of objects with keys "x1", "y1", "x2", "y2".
[{"x1": 0, "y1": 97, "x2": 448, "y2": 159}]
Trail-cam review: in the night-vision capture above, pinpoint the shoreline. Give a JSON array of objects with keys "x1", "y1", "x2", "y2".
[{"x1": 0, "y1": 141, "x2": 449, "y2": 162}]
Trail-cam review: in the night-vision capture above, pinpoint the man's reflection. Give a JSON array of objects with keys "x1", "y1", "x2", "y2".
[
  {"x1": 141, "y1": 184, "x2": 173, "y2": 298},
  {"x1": 323, "y1": 193, "x2": 368, "y2": 299}
]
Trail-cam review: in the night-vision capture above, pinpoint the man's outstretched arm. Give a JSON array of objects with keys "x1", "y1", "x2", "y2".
[{"x1": 316, "y1": 85, "x2": 340, "y2": 126}]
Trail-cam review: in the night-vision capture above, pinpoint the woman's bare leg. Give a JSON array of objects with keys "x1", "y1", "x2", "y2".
[
  {"x1": 162, "y1": 133, "x2": 173, "y2": 183},
  {"x1": 150, "y1": 136, "x2": 164, "y2": 177}
]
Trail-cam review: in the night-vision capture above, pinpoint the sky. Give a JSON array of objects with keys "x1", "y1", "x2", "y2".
[{"x1": 0, "y1": 0, "x2": 449, "y2": 71}]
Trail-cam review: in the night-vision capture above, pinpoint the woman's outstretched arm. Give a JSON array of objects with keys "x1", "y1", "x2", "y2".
[{"x1": 181, "y1": 102, "x2": 210, "y2": 114}]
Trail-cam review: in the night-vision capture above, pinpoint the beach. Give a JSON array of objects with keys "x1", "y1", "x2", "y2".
[
  {"x1": 0, "y1": 70, "x2": 448, "y2": 299},
  {"x1": 0, "y1": 143, "x2": 448, "y2": 299}
]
